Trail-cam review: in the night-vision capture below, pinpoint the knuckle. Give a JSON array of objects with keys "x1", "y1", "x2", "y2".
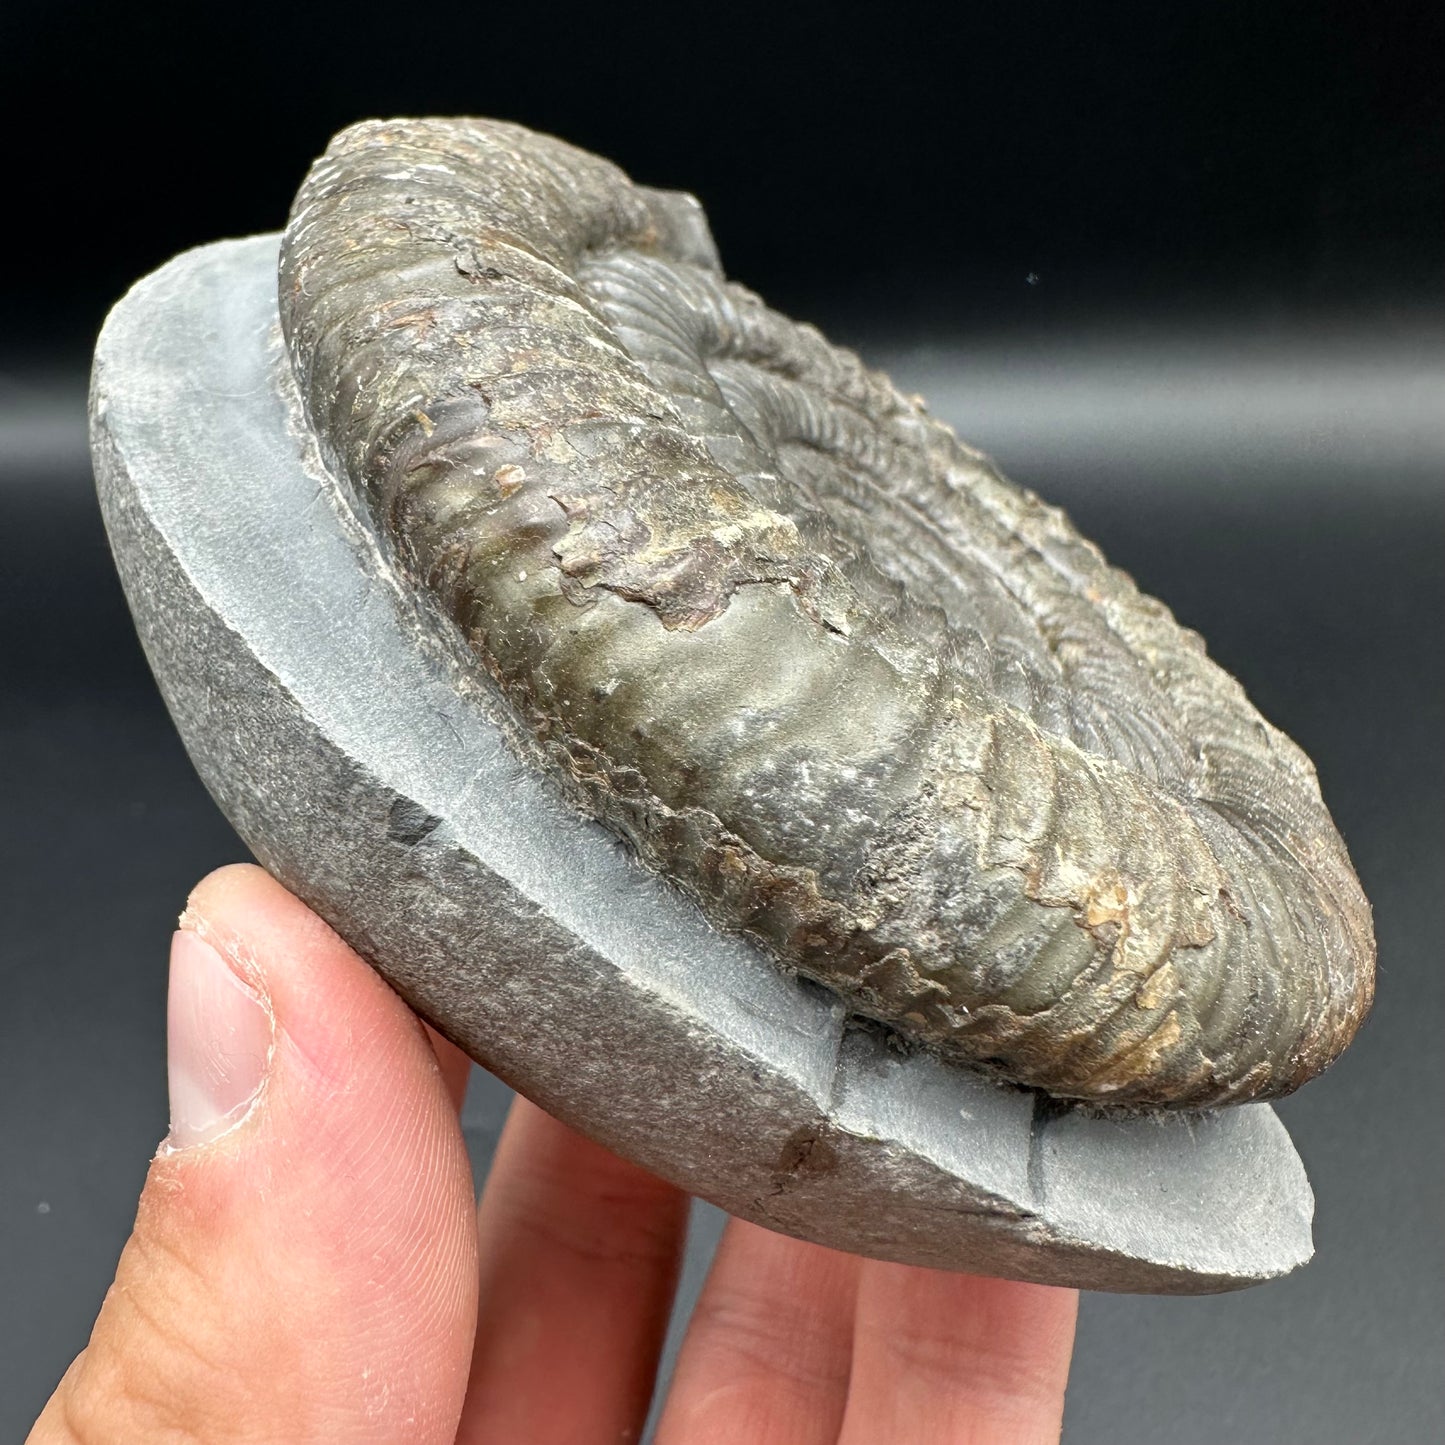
[
  {"x1": 51, "y1": 1231, "x2": 242, "y2": 1444},
  {"x1": 881, "y1": 1316, "x2": 1064, "y2": 1419},
  {"x1": 689, "y1": 1285, "x2": 849, "y2": 1393}
]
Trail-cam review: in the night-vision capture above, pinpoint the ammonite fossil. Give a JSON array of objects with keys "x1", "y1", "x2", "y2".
[{"x1": 277, "y1": 117, "x2": 1373, "y2": 1112}]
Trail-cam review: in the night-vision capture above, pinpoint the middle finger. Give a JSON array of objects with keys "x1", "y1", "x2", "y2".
[
  {"x1": 653, "y1": 1218, "x2": 860, "y2": 1445},
  {"x1": 455, "y1": 1096, "x2": 689, "y2": 1445}
]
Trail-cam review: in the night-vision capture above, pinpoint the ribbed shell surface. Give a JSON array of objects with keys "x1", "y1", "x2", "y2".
[{"x1": 279, "y1": 117, "x2": 1374, "y2": 1109}]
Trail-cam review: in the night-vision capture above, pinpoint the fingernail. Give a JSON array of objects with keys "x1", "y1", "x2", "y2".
[{"x1": 165, "y1": 929, "x2": 272, "y2": 1150}]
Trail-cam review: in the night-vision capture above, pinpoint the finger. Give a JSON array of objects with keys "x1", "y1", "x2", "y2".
[
  {"x1": 425, "y1": 1024, "x2": 473, "y2": 1116},
  {"x1": 455, "y1": 1097, "x2": 688, "y2": 1445},
  {"x1": 836, "y1": 1262, "x2": 1077, "y2": 1445},
  {"x1": 653, "y1": 1218, "x2": 859, "y2": 1445},
  {"x1": 30, "y1": 864, "x2": 479, "y2": 1445}
]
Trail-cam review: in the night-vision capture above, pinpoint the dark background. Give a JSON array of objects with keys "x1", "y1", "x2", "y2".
[
  {"x1": 3, "y1": 0, "x2": 1442, "y2": 354},
  {"x1": 2, "y1": 2, "x2": 1441, "y2": 1441}
]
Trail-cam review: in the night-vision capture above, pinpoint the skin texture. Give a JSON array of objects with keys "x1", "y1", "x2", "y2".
[
  {"x1": 279, "y1": 116, "x2": 1374, "y2": 1108},
  {"x1": 29, "y1": 865, "x2": 1077, "y2": 1445}
]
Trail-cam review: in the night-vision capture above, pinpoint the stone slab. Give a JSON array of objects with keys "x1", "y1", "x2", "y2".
[{"x1": 88, "y1": 235, "x2": 1314, "y2": 1292}]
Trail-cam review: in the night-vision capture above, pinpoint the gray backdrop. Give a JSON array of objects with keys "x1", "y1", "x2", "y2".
[{"x1": 2, "y1": 327, "x2": 1440, "y2": 1443}]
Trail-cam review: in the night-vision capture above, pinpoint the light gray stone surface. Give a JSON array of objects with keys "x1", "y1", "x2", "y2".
[{"x1": 89, "y1": 235, "x2": 1315, "y2": 1292}]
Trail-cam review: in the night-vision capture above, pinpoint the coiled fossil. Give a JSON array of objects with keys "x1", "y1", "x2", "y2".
[{"x1": 279, "y1": 117, "x2": 1374, "y2": 1110}]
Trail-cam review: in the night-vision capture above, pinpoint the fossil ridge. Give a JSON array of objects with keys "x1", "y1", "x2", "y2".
[{"x1": 279, "y1": 117, "x2": 1374, "y2": 1108}]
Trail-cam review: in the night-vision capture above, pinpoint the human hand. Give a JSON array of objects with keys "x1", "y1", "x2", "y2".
[{"x1": 29, "y1": 863, "x2": 1077, "y2": 1444}]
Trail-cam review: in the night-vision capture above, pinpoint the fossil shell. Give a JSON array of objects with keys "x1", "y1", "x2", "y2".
[{"x1": 279, "y1": 117, "x2": 1374, "y2": 1110}]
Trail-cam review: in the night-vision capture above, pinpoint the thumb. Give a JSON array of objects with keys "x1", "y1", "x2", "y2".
[{"x1": 30, "y1": 864, "x2": 479, "y2": 1445}]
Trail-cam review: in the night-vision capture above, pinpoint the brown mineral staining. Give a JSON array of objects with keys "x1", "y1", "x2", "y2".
[
  {"x1": 775, "y1": 1128, "x2": 839, "y2": 1180},
  {"x1": 280, "y1": 117, "x2": 1375, "y2": 1110}
]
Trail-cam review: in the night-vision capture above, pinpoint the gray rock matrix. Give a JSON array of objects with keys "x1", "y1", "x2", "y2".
[{"x1": 91, "y1": 229, "x2": 1317, "y2": 1293}]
